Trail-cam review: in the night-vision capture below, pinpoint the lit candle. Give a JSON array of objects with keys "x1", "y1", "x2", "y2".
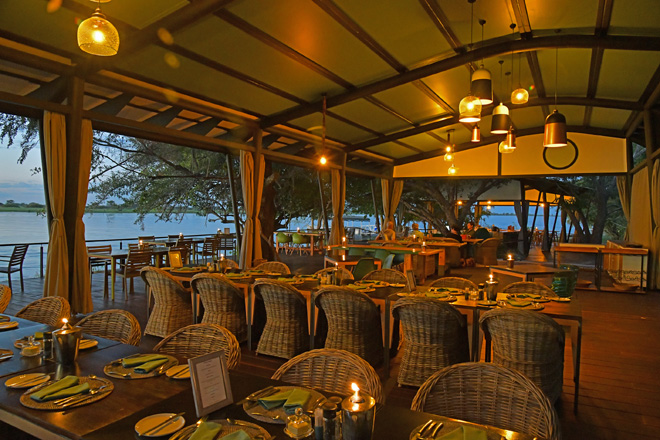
[
  {"x1": 507, "y1": 254, "x2": 513, "y2": 260},
  {"x1": 350, "y1": 383, "x2": 363, "y2": 403},
  {"x1": 297, "y1": 227, "x2": 300, "y2": 232},
  {"x1": 62, "y1": 318, "x2": 68, "y2": 325},
  {"x1": 220, "y1": 254, "x2": 225, "y2": 261},
  {"x1": 342, "y1": 255, "x2": 345, "y2": 261},
  {"x1": 342, "y1": 236, "x2": 346, "y2": 243},
  {"x1": 422, "y1": 241, "x2": 426, "y2": 247},
  {"x1": 139, "y1": 240, "x2": 143, "y2": 247},
  {"x1": 179, "y1": 232, "x2": 183, "y2": 237},
  {"x1": 489, "y1": 273, "x2": 493, "y2": 282}
]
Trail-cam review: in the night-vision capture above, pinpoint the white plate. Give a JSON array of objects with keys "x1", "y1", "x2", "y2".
[
  {"x1": 390, "y1": 283, "x2": 406, "y2": 288},
  {"x1": 135, "y1": 413, "x2": 186, "y2": 437},
  {"x1": 79, "y1": 339, "x2": 98, "y2": 350},
  {"x1": 166, "y1": 365, "x2": 190, "y2": 379},
  {"x1": 5, "y1": 373, "x2": 50, "y2": 389},
  {"x1": 0, "y1": 321, "x2": 18, "y2": 330},
  {"x1": 551, "y1": 297, "x2": 571, "y2": 302}
]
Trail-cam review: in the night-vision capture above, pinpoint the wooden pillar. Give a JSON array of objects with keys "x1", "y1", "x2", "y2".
[
  {"x1": 226, "y1": 153, "x2": 242, "y2": 246},
  {"x1": 542, "y1": 193, "x2": 551, "y2": 252},
  {"x1": 643, "y1": 109, "x2": 659, "y2": 288},
  {"x1": 252, "y1": 129, "x2": 263, "y2": 264},
  {"x1": 370, "y1": 179, "x2": 381, "y2": 232}
]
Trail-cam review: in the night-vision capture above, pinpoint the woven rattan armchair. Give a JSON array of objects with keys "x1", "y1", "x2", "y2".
[
  {"x1": 154, "y1": 323, "x2": 241, "y2": 369},
  {"x1": 361, "y1": 269, "x2": 406, "y2": 285},
  {"x1": 0, "y1": 284, "x2": 11, "y2": 313},
  {"x1": 475, "y1": 238, "x2": 500, "y2": 266},
  {"x1": 223, "y1": 259, "x2": 239, "y2": 270},
  {"x1": 314, "y1": 267, "x2": 354, "y2": 281},
  {"x1": 412, "y1": 362, "x2": 561, "y2": 440},
  {"x1": 502, "y1": 281, "x2": 557, "y2": 298},
  {"x1": 272, "y1": 349, "x2": 384, "y2": 404},
  {"x1": 254, "y1": 261, "x2": 291, "y2": 274},
  {"x1": 253, "y1": 279, "x2": 308, "y2": 359},
  {"x1": 480, "y1": 308, "x2": 565, "y2": 404},
  {"x1": 16, "y1": 296, "x2": 70, "y2": 326},
  {"x1": 314, "y1": 286, "x2": 383, "y2": 367},
  {"x1": 430, "y1": 277, "x2": 477, "y2": 290},
  {"x1": 191, "y1": 273, "x2": 247, "y2": 343},
  {"x1": 392, "y1": 298, "x2": 470, "y2": 386},
  {"x1": 76, "y1": 309, "x2": 141, "y2": 346},
  {"x1": 118, "y1": 249, "x2": 153, "y2": 298},
  {"x1": 141, "y1": 267, "x2": 193, "y2": 338}
]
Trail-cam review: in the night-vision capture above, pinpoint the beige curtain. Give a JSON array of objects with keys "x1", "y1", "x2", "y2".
[
  {"x1": 70, "y1": 120, "x2": 93, "y2": 313},
  {"x1": 42, "y1": 112, "x2": 69, "y2": 300},
  {"x1": 239, "y1": 151, "x2": 264, "y2": 269},
  {"x1": 329, "y1": 169, "x2": 346, "y2": 245},
  {"x1": 381, "y1": 179, "x2": 403, "y2": 224},
  {"x1": 650, "y1": 159, "x2": 660, "y2": 289},
  {"x1": 617, "y1": 176, "x2": 631, "y2": 240}
]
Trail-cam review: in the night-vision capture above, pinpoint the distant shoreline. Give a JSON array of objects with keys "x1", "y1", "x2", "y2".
[{"x1": 0, "y1": 207, "x2": 142, "y2": 214}]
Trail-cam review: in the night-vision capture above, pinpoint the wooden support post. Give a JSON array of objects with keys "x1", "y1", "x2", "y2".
[
  {"x1": 317, "y1": 170, "x2": 329, "y2": 239},
  {"x1": 542, "y1": 192, "x2": 551, "y2": 252},
  {"x1": 371, "y1": 179, "x2": 381, "y2": 232},
  {"x1": 226, "y1": 153, "x2": 242, "y2": 247},
  {"x1": 252, "y1": 129, "x2": 263, "y2": 265}
]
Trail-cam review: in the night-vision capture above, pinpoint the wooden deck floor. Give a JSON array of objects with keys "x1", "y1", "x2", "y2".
[{"x1": 3, "y1": 250, "x2": 660, "y2": 440}]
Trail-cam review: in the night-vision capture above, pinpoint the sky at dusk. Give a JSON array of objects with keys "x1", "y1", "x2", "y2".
[{"x1": 0, "y1": 141, "x2": 45, "y2": 204}]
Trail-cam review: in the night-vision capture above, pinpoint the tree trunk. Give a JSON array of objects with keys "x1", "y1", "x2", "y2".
[{"x1": 259, "y1": 161, "x2": 276, "y2": 261}]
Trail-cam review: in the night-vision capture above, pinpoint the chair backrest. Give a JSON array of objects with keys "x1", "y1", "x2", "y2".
[
  {"x1": 411, "y1": 362, "x2": 560, "y2": 440},
  {"x1": 0, "y1": 284, "x2": 11, "y2": 313},
  {"x1": 502, "y1": 281, "x2": 555, "y2": 298},
  {"x1": 128, "y1": 243, "x2": 152, "y2": 251},
  {"x1": 202, "y1": 237, "x2": 216, "y2": 254},
  {"x1": 272, "y1": 349, "x2": 384, "y2": 403},
  {"x1": 191, "y1": 273, "x2": 244, "y2": 309},
  {"x1": 76, "y1": 309, "x2": 141, "y2": 346},
  {"x1": 276, "y1": 232, "x2": 292, "y2": 243},
  {"x1": 347, "y1": 247, "x2": 366, "y2": 257},
  {"x1": 291, "y1": 232, "x2": 310, "y2": 245},
  {"x1": 176, "y1": 238, "x2": 194, "y2": 251},
  {"x1": 362, "y1": 269, "x2": 407, "y2": 284},
  {"x1": 138, "y1": 236, "x2": 155, "y2": 242},
  {"x1": 223, "y1": 259, "x2": 239, "y2": 269},
  {"x1": 140, "y1": 266, "x2": 189, "y2": 302},
  {"x1": 352, "y1": 257, "x2": 377, "y2": 281},
  {"x1": 430, "y1": 277, "x2": 477, "y2": 290},
  {"x1": 373, "y1": 249, "x2": 391, "y2": 262},
  {"x1": 479, "y1": 308, "x2": 565, "y2": 404},
  {"x1": 168, "y1": 246, "x2": 189, "y2": 264},
  {"x1": 16, "y1": 296, "x2": 71, "y2": 326},
  {"x1": 154, "y1": 323, "x2": 241, "y2": 369},
  {"x1": 479, "y1": 237, "x2": 500, "y2": 248},
  {"x1": 87, "y1": 244, "x2": 112, "y2": 255},
  {"x1": 254, "y1": 261, "x2": 291, "y2": 274},
  {"x1": 9, "y1": 244, "x2": 29, "y2": 267},
  {"x1": 168, "y1": 234, "x2": 182, "y2": 240},
  {"x1": 381, "y1": 254, "x2": 395, "y2": 270},
  {"x1": 253, "y1": 279, "x2": 307, "y2": 321},
  {"x1": 124, "y1": 250, "x2": 153, "y2": 275},
  {"x1": 217, "y1": 237, "x2": 235, "y2": 252},
  {"x1": 314, "y1": 267, "x2": 354, "y2": 281}
]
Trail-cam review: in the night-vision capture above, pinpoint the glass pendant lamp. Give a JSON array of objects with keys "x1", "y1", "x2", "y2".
[{"x1": 78, "y1": 1, "x2": 119, "y2": 56}]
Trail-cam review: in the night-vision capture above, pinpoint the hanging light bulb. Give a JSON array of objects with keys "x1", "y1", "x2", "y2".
[
  {"x1": 471, "y1": 124, "x2": 481, "y2": 142},
  {"x1": 544, "y1": 47, "x2": 568, "y2": 147},
  {"x1": 509, "y1": 23, "x2": 529, "y2": 105},
  {"x1": 471, "y1": 19, "x2": 493, "y2": 105},
  {"x1": 498, "y1": 140, "x2": 514, "y2": 154},
  {"x1": 506, "y1": 126, "x2": 517, "y2": 151},
  {"x1": 448, "y1": 163, "x2": 458, "y2": 175},
  {"x1": 459, "y1": 0, "x2": 482, "y2": 123},
  {"x1": 444, "y1": 130, "x2": 455, "y2": 161},
  {"x1": 319, "y1": 155, "x2": 327, "y2": 165},
  {"x1": 77, "y1": 2, "x2": 119, "y2": 56}
]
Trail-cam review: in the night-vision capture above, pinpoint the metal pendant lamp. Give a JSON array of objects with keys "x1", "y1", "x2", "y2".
[
  {"x1": 471, "y1": 19, "x2": 492, "y2": 105},
  {"x1": 491, "y1": 60, "x2": 510, "y2": 134},
  {"x1": 78, "y1": 1, "x2": 119, "y2": 56},
  {"x1": 443, "y1": 130, "x2": 455, "y2": 162},
  {"x1": 510, "y1": 24, "x2": 529, "y2": 105},
  {"x1": 544, "y1": 47, "x2": 568, "y2": 147},
  {"x1": 459, "y1": 0, "x2": 482, "y2": 123},
  {"x1": 471, "y1": 124, "x2": 481, "y2": 142}
]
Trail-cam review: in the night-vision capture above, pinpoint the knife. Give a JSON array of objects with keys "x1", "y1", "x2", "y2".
[
  {"x1": 171, "y1": 365, "x2": 190, "y2": 378},
  {"x1": 141, "y1": 412, "x2": 185, "y2": 436},
  {"x1": 12, "y1": 374, "x2": 49, "y2": 387}
]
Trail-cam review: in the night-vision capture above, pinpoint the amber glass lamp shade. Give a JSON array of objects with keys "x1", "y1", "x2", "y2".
[
  {"x1": 78, "y1": 8, "x2": 119, "y2": 56},
  {"x1": 448, "y1": 164, "x2": 458, "y2": 175},
  {"x1": 490, "y1": 103, "x2": 510, "y2": 134},
  {"x1": 511, "y1": 87, "x2": 529, "y2": 104},
  {"x1": 498, "y1": 140, "x2": 515, "y2": 154},
  {"x1": 459, "y1": 94, "x2": 482, "y2": 123},
  {"x1": 543, "y1": 110, "x2": 568, "y2": 147},
  {"x1": 471, "y1": 66, "x2": 493, "y2": 105},
  {"x1": 471, "y1": 125, "x2": 481, "y2": 143}
]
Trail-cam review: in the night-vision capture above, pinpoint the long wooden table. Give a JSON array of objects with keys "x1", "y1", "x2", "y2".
[{"x1": 489, "y1": 262, "x2": 560, "y2": 282}]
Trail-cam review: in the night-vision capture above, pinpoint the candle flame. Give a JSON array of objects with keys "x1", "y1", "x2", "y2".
[
  {"x1": 489, "y1": 274, "x2": 493, "y2": 281},
  {"x1": 62, "y1": 318, "x2": 68, "y2": 324},
  {"x1": 351, "y1": 382, "x2": 360, "y2": 402}
]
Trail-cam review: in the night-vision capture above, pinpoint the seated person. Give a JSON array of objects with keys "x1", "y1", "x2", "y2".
[
  {"x1": 466, "y1": 221, "x2": 492, "y2": 240},
  {"x1": 409, "y1": 222, "x2": 424, "y2": 240},
  {"x1": 445, "y1": 224, "x2": 463, "y2": 242},
  {"x1": 376, "y1": 221, "x2": 397, "y2": 241}
]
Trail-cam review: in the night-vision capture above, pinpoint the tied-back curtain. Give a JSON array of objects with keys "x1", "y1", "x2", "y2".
[
  {"x1": 71, "y1": 119, "x2": 93, "y2": 313},
  {"x1": 329, "y1": 169, "x2": 346, "y2": 245},
  {"x1": 381, "y1": 179, "x2": 403, "y2": 224},
  {"x1": 42, "y1": 112, "x2": 69, "y2": 300},
  {"x1": 239, "y1": 151, "x2": 264, "y2": 269},
  {"x1": 651, "y1": 159, "x2": 660, "y2": 289},
  {"x1": 617, "y1": 176, "x2": 631, "y2": 240}
]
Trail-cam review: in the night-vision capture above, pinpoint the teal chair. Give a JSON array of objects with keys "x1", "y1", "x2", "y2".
[
  {"x1": 276, "y1": 232, "x2": 292, "y2": 254},
  {"x1": 292, "y1": 232, "x2": 311, "y2": 255},
  {"x1": 382, "y1": 254, "x2": 395, "y2": 270},
  {"x1": 373, "y1": 249, "x2": 391, "y2": 263},
  {"x1": 352, "y1": 257, "x2": 377, "y2": 281},
  {"x1": 348, "y1": 248, "x2": 366, "y2": 257}
]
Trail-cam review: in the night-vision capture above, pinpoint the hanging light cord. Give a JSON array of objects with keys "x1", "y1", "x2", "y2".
[
  {"x1": 322, "y1": 94, "x2": 327, "y2": 150},
  {"x1": 555, "y1": 47, "x2": 559, "y2": 108}
]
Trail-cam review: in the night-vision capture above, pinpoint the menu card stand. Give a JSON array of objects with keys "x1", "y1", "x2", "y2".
[{"x1": 189, "y1": 351, "x2": 233, "y2": 418}]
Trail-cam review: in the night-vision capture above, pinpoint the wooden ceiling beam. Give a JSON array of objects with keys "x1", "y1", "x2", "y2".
[
  {"x1": 584, "y1": 0, "x2": 614, "y2": 126},
  {"x1": 26, "y1": 76, "x2": 68, "y2": 103},
  {"x1": 184, "y1": 117, "x2": 223, "y2": 136},
  {"x1": 143, "y1": 106, "x2": 182, "y2": 127},
  {"x1": 260, "y1": 34, "x2": 658, "y2": 128},
  {"x1": 90, "y1": 93, "x2": 134, "y2": 115}
]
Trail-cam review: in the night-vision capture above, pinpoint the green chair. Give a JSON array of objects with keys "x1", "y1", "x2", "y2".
[
  {"x1": 352, "y1": 257, "x2": 377, "y2": 281},
  {"x1": 348, "y1": 248, "x2": 366, "y2": 257},
  {"x1": 276, "y1": 232, "x2": 292, "y2": 254},
  {"x1": 292, "y1": 232, "x2": 311, "y2": 255},
  {"x1": 373, "y1": 249, "x2": 391, "y2": 263},
  {"x1": 382, "y1": 254, "x2": 395, "y2": 270}
]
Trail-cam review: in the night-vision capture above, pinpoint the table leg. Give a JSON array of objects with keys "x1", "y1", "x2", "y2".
[
  {"x1": 103, "y1": 263, "x2": 109, "y2": 298},
  {"x1": 247, "y1": 286, "x2": 253, "y2": 351},
  {"x1": 471, "y1": 309, "x2": 481, "y2": 362},
  {"x1": 573, "y1": 321, "x2": 582, "y2": 414},
  {"x1": 309, "y1": 294, "x2": 316, "y2": 349},
  {"x1": 111, "y1": 257, "x2": 117, "y2": 301},
  {"x1": 383, "y1": 297, "x2": 391, "y2": 379},
  {"x1": 310, "y1": 236, "x2": 315, "y2": 256}
]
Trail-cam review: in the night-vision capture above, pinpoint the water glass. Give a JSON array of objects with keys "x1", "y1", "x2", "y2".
[{"x1": 468, "y1": 288, "x2": 479, "y2": 301}]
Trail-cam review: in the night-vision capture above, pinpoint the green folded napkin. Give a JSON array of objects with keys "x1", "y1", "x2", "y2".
[
  {"x1": 283, "y1": 388, "x2": 311, "y2": 414},
  {"x1": 226, "y1": 273, "x2": 246, "y2": 278},
  {"x1": 507, "y1": 298, "x2": 531, "y2": 307},
  {"x1": 189, "y1": 421, "x2": 222, "y2": 440},
  {"x1": 436, "y1": 426, "x2": 487, "y2": 440},
  {"x1": 277, "y1": 277, "x2": 295, "y2": 282},
  {"x1": 134, "y1": 358, "x2": 169, "y2": 373},
  {"x1": 122, "y1": 354, "x2": 168, "y2": 368},
  {"x1": 514, "y1": 293, "x2": 541, "y2": 299},
  {"x1": 220, "y1": 430, "x2": 251, "y2": 440},
  {"x1": 30, "y1": 376, "x2": 90, "y2": 402},
  {"x1": 346, "y1": 284, "x2": 369, "y2": 290},
  {"x1": 259, "y1": 389, "x2": 292, "y2": 409},
  {"x1": 426, "y1": 290, "x2": 449, "y2": 298}
]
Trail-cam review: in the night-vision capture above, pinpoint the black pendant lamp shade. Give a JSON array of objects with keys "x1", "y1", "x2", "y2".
[
  {"x1": 543, "y1": 110, "x2": 567, "y2": 147},
  {"x1": 490, "y1": 103, "x2": 510, "y2": 134},
  {"x1": 471, "y1": 67, "x2": 493, "y2": 105}
]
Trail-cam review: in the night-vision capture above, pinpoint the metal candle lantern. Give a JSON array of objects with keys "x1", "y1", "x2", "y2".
[
  {"x1": 52, "y1": 318, "x2": 82, "y2": 365},
  {"x1": 341, "y1": 383, "x2": 376, "y2": 440},
  {"x1": 486, "y1": 279, "x2": 499, "y2": 302},
  {"x1": 507, "y1": 254, "x2": 514, "y2": 268}
]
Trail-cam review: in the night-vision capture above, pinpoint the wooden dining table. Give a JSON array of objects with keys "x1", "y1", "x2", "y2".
[{"x1": 0, "y1": 313, "x2": 544, "y2": 440}]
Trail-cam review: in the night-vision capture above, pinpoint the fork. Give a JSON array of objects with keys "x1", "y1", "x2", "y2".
[{"x1": 416, "y1": 420, "x2": 443, "y2": 439}]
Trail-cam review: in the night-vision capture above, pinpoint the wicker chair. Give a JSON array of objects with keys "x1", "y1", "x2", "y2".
[
  {"x1": 117, "y1": 249, "x2": 153, "y2": 298},
  {"x1": 361, "y1": 269, "x2": 406, "y2": 285},
  {"x1": 314, "y1": 286, "x2": 383, "y2": 367},
  {"x1": 254, "y1": 261, "x2": 291, "y2": 274},
  {"x1": 0, "y1": 284, "x2": 11, "y2": 313},
  {"x1": 253, "y1": 279, "x2": 308, "y2": 359},
  {"x1": 474, "y1": 238, "x2": 500, "y2": 266},
  {"x1": 140, "y1": 267, "x2": 193, "y2": 338},
  {"x1": 76, "y1": 309, "x2": 141, "y2": 346},
  {"x1": 191, "y1": 273, "x2": 247, "y2": 343},
  {"x1": 223, "y1": 259, "x2": 239, "y2": 270},
  {"x1": 411, "y1": 363, "x2": 560, "y2": 440},
  {"x1": 480, "y1": 308, "x2": 565, "y2": 404},
  {"x1": 502, "y1": 281, "x2": 557, "y2": 298},
  {"x1": 154, "y1": 323, "x2": 241, "y2": 369},
  {"x1": 314, "y1": 267, "x2": 354, "y2": 281},
  {"x1": 0, "y1": 244, "x2": 28, "y2": 292},
  {"x1": 430, "y1": 277, "x2": 477, "y2": 290},
  {"x1": 15, "y1": 297, "x2": 70, "y2": 326},
  {"x1": 272, "y1": 349, "x2": 384, "y2": 404},
  {"x1": 392, "y1": 298, "x2": 470, "y2": 386}
]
